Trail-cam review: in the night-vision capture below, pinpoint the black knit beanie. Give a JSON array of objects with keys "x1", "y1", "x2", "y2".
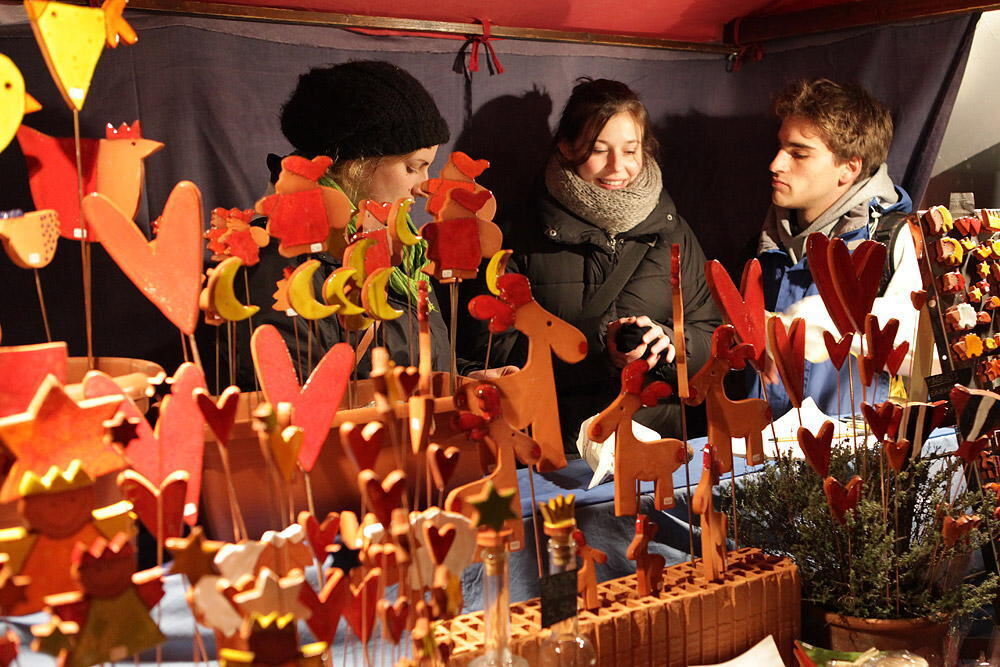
[{"x1": 280, "y1": 60, "x2": 450, "y2": 161}]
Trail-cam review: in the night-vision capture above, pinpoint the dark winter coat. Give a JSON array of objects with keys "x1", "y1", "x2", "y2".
[{"x1": 492, "y1": 189, "x2": 720, "y2": 445}]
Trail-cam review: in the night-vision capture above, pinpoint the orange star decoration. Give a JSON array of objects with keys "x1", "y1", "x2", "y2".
[
  {"x1": 468, "y1": 480, "x2": 518, "y2": 533},
  {"x1": 0, "y1": 375, "x2": 125, "y2": 502},
  {"x1": 165, "y1": 526, "x2": 221, "y2": 585},
  {"x1": 233, "y1": 568, "x2": 311, "y2": 620}
]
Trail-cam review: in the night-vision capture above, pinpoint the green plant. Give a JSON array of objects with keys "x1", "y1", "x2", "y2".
[{"x1": 721, "y1": 441, "x2": 1000, "y2": 620}]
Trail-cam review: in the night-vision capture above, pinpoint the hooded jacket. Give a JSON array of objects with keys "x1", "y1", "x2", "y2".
[{"x1": 492, "y1": 188, "x2": 720, "y2": 444}]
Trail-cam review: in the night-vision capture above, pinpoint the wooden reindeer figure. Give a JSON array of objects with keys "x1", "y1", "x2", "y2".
[
  {"x1": 587, "y1": 359, "x2": 688, "y2": 517},
  {"x1": 685, "y1": 325, "x2": 771, "y2": 473},
  {"x1": 625, "y1": 514, "x2": 666, "y2": 596},
  {"x1": 691, "y1": 445, "x2": 727, "y2": 582},
  {"x1": 468, "y1": 273, "x2": 588, "y2": 471},
  {"x1": 573, "y1": 529, "x2": 607, "y2": 611},
  {"x1": 445, "y1": 383, "x2": 541, "y2": 549}
]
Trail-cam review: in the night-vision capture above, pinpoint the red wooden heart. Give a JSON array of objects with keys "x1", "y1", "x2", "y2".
[
  {"x1": 82, "y1": 181, "x2": 203, "y2": 335},
  {"x1": 828, "y1": 238, "x2": 886, "y2": 334},
  {"x1": 452, "y1": 152, "x2": 490, "y2": 179},
  {"x1": 822, "y1": 331, "x2": 853, "y2": 371},
  {"x1": 358, "y1": 470, "x2": 407, "y2": 528},
  {"x1": 955, "y1": 216, "x2": 982, "y2": 237},
  {"x1": 806, "y1": 233, "x2": 855, "y2": 336},
  {"x1": 368, "y1": 543, "x2": 397, "y2": 574},
  {"x1": 449, "y1": 188, "x2": 494, "y2": 214},
  {"x1": 797, "y1": 421, "x2": 834, "y2": 478},
  {"x1": 884, "y1": 438, "x2": 911, "y2": 473},
  {"x1": 859, "y1": 315, "x2": 900, "y2": 386},
  {"x1": 299, "y1": 567, "x2": 350, "y2": 643},
  {"x1": 299, "y1": 511, "x2": 340, "y2": 561},
  {"x1": 423, "y1": 522, "x2": 457, "y2": 565},
  {"x1": 767, "y1": 316, "x2": 805, "y2": 408},
  {"x1": 823, "y1": 475, "x2": 863, "y2": 524},
  {"x1": 392, "y1": 366, "x2": 420, "y2": 399},
  {"x1": 195, "y1": 386, "x2": 240, "y2": 446},
  {"x1": 378, "y1": 596, "x2": 410, "y2": 644},
  {"x1": 118, "y1": 469, "x2": 189, "y2": 541},
  {"x1": 942, "y1": 514, "x2": 981, "y2": 547},
  {"x1": 251, "y1": 324, "x2": 353, "y2": 472},
  {"x1": 427, "y1": 443, "x2": 461, "y2": 490},
  {"x1": 704, "y1": 259, "x2": 766, "y2": 369},
  {"x1": 345, "y1": 567, "x2": 381, "y2": 644},
  {"x1": 910, "y1": 290, "x2": 927, "y2": 310},
  {"x1": 886, "y1": 341, "x2": 909, "y2": 376},
  {"x1": 861, "y1": 401, "x2": 902, "y2": 442},
  {"x1": 363, "y1": 200, "x2": 391, "y2": 222},
  {"x1": 340, "y1": 421, "x2": 384, "y2": 473}
]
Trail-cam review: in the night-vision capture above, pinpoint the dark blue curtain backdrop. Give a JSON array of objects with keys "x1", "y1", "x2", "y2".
[{"x1": 0, "y1": 12, "x2": 978, "y2": 373}]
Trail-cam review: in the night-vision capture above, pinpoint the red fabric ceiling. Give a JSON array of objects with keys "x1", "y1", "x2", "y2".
[{"x1": 210, "y1": 0, "x2": 854, "y2": 42}]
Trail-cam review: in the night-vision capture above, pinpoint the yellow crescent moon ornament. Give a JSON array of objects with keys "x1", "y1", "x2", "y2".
[
  {"x1": 342, "y1": 237, "x2": 375, "y2": 284},
  {"x1": 361, "y1": 267, "x2": 404, "y2": 321},
  {"x1": 322, "y1": 267, "x2": 366, "y2": 316},
  {"x1": 288, "y1": 259, "x2": 339, "y2": 320},
  {"x1": 390, "y1": 197, "x2": 421, "y2": 246},
  {"x1": 485, "y1": 249, "x2": 513, "y2": 295},
  {"x1": 209, "y1": 256, "x2": 259, "y2": 322}
]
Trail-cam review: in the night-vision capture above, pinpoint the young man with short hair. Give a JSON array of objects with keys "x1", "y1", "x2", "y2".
[{"x1": 758, "y1": 78, "x2": 916, "y2": 418}]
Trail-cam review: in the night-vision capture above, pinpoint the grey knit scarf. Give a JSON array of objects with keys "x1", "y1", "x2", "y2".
[{"x1": 544, "y1": 155, "x2": 662, "y2": 236}]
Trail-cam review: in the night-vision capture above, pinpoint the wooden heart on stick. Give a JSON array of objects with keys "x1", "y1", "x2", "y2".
[
  {"x1": 767, "y1": 315, "x2": 806, "y2": 408},
  {"x1": 806, "y1": 233, "x2": 856, "y2": 337},
  {"x1": 797, "y1": 420, "x2": 834, "y2": 478},
  {"x1": 822, "y1": 331, "x2": 853, "y2": 371},
  {"x1": 828, "y1": 239, "x2": 887, "y2": 334},
  {"x1": 823, "y1": 475, "x2": 863, "y2": 524},
  {"x1": 705, "y1": 259, "x2": 766, "y2": 369},
  {"x1": 82, "y1": 181, "x2": 203, "y2": 335}
]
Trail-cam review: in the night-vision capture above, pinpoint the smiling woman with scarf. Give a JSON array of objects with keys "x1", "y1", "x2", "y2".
[{"x1": 492, "y1": 78, "x2": 720, "y2": 447}]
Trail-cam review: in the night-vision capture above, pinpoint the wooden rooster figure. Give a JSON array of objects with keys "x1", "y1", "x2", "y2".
[{"x1": 588, "y1": 359, "x2": 688, "y2": 517}]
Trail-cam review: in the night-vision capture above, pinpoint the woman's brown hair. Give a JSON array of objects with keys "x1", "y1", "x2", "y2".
[{"x1": 553, "y1": 78, "x2": 659, "y2": 167}]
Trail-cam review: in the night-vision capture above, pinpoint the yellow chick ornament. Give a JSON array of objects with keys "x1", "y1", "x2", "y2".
[
  {"x1": 0, "y1": 54, "x2": 41, "y2": 153},
  {"x1": 24, "y1": 0, "x2": 137, "y2": 111}
]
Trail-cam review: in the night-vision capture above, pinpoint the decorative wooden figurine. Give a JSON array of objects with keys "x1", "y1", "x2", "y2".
[
  {"x1": 447, "y1": 382, "x2": 541, "y2": 549},
  {"x1": 299, "y1": 567, "x2": 350, "y2": 644},
  {"x1": 0, "y1": 459, "x2": 134, "y2": 615},
  {"x1": 705, "y1": 259, "x2": 767, "y2": 370},
  {"x1": 421, "y1": 187, "x2": 502, "y2": 282},
  {"x1": 766, "y1": 316, "x2": 806, "y2": 409},
  {"x1": 82, "y1": 181, "x2": 203, "y2": 335},
  {"x1": 0, "y1": 53, "x2": 41, "y2": 153},
  {"x1": 587, "y1": 359, "x2": 687, "y2": 516},
  {"x1": 805, "y1": 233, "x2": 886, "y2": 336},
  {"x1": 0, "y1": 208, "x2": 59, "y2": 269},
  {"x1": 117, "y1": 469, "x2": 189, "y2": 541},
  {"x1": 685, "y1": 325, "x2": 771, "y2": 471},
  {"x1": 17, "y1": 122, "x2": 162, "y2": 241},
  {"x1": 255, "y1": 155, "x2": 353, "y2": 257},
  {"x1": 0, "y1": 342, "x2": 68, "y2": 419},
  {"x1": 468, "y1": 273, "x2": 587, "y2": 471},
  {"x1": 286, "y1": 259, "x2": 340, "y2": 320},
  {"x1": 201, "y1": 257, "x2": 260, "y2": 323},
  {"x1": 625, "y1": 514, "x2": 666, "y2": 596},
  {"x1": 823, "y1": 476, "x2": 863, "y2": 525},
  {"x1": 211, "y1": 207, "x2": 269, "y2": 265},
  {"x1": 857, "y1": 314, "x2": 907, "y2": 386},
  {"x1": 797, "y1": 421, "x2": 834, "y2": 478},
  {"x1": 32, "y1": 533, "x2": 165, "y2": 667},
  {"x1": 24, "y1": 0, "x2": 136, "y2": 111},
  {"x1": 572, "y1": 529, "x2": 607, "y2": 611},
  {"x1": 422, "y1": 151, "x2": 497, "y2": 221},
  {"x1": 691, "y1": 446, "x2": 727, "y2": 582},
  {"x1": 219, "y1": 613, "x2": 326, "y2": 667}
]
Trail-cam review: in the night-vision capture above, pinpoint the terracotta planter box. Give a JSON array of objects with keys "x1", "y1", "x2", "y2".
[{"x1": 803, "y1": 604, "x2": 949, "y2": 665}]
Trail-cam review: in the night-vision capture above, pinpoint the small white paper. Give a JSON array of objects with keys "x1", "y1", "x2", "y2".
[
  {"x1": 577, "y1": 414, "x2": 664, "y2": 489},
  {"x1": 690, "y1": 635, "x2": 783, "y2": 667},
  {"x1": 309, "y1": 242, "x2": 323, "y2": 252}
]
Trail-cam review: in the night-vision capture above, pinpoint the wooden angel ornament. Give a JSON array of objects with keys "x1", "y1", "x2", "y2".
[
  {"x1": 587, "y1": 359, "x2": 688, "y2": 517},
  {"x1": 255, "y1": 155, "x2": 353, "y2": 257},
  {"x1": 33, "y1": 533, "x2": 165, "y2": 667}
]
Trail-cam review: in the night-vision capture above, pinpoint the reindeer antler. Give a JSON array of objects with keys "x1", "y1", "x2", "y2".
[
  {"x1": 468, "y1": 294, "x2": 515, "y2": 333},
  {"x1": 496, "y1": 273, "x2": 533, "y2": 308},
  {"x1": 621, "y1": 360, "x2": 649, "y2": 395},
  {"x1": 711, "y1": 324, "x2": 756, "y2": 370},
  {"x1": 474, "y1": 383, "x2": 502, "y2": 421}
]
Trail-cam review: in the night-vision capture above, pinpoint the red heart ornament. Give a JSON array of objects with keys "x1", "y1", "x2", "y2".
[
  {"x1": 452, "y1": 152, "x2": 490, "y2": 179},
  {"x1": 299, "y1": 511, "x2": 341, "y2": 561},
  {"x1": 823, "y1": 475, "x2": 863, "y2": 524},
  {"x1": 367, "y1": 543, "x2": 398, "y2": 578},
  {"x1": 886, "y1": 341, "x2": 909, "y2": 377},
  {"x1": 705, "y1": 258, "x2": 766, "y2": 368},
  {"x1": 806, "y1": 233, "x2": 855, "y2": 337},
  {"x1": 117, "y1": 469, "x2": 189, "y2": 541},
  {"x1": 859, "y1": 315, "x2": 900, "y2": 386},
  {"x1": 362, "y1": 200, "x2": 391, "y2": 223},
  {"x1": 358, "y1": 470, "x2": 407, "y2": 528},
  {"x1": 423, "y1": 522, "x2": 457, "y2": 565},
  {"x1": 910, "y1": 290, "x2": 928, "y2": 311},
  {"x1": 427, "y1": 443, "x2": 461, "y2": 490},
  {"x1": 82, "y1": 181, "x2": 203, "y2": 335},
  {"x1": 251, "y1": 324, "x2": 353, "y2": 471},
  {"x1": 828, "y1": 238, "x2": 887, "y2": 334},
  {"x1": 884, "y1": 438, "x2": 911, "y2": 473},
  {"x1": 797, "y1": 421, "x2": 834, "y2": 478},
  {"x1": 392, "y1": 366, "x2": 420, "y2": 400},
  {"x1": 861, "y1": 401, "x2": 902, "y2": 441},
  {"x1": 449, "y1": 188, "x2": 494, "y2": 214},
  {"x1": 767, "y1": 316, "x2": 806, "y2": 408},
  {"x1": 345, "y1": 567, "x2": 381, "y2": 644},
  {"x1": 340, "y1": 421, "x2": 385, "y2": 473},
  {"x1": 299, "y1": 568, "x2": 350, "y2": 643},
  {"x1": 955, "y1": 216, "x2": 982, "y2": 237},
  {"x1": 195, "y1": 385, "x2": 240, "y2": 446},
  {"x1": 378, "y1": 596, "x2": 410, "y2": 644},
  {"x1": 822, "y1": 331, "x2": 853, "y2": 371}
]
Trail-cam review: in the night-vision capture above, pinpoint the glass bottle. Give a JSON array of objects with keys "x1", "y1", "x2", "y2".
[
  {"x1": 539, "y1": 517, "x2": 596, "y2": 665},
  {"x1": 470, "y1": 531, "x2": 528, "y2": 667}
]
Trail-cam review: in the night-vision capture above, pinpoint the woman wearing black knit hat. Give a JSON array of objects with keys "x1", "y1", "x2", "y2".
[{"x1": 234, "y1": 60, "x2": 469, "y2": 388}]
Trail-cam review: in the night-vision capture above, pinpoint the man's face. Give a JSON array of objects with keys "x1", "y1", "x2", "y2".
[{"x1": 769, "y1": 115, "x2": 859, "y2": 224}]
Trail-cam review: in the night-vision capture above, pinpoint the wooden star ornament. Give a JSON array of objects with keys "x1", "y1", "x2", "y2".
[{"x1": 468, "y1": 480, "x2": 518, "y2": 533}]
